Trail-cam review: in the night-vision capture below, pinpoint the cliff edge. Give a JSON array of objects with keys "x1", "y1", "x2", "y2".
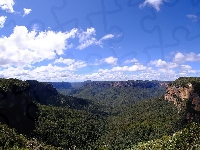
[{"x1": 165, "y1": 77, "x2": 200, "y2": 123}]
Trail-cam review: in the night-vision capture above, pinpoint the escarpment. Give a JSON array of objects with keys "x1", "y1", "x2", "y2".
[
  {"x1": 0, "y1": 78, "x2": 39, "y2": 135},
  {"x1": 165, "y1": 77, "x2": 200, "y2": 123}
]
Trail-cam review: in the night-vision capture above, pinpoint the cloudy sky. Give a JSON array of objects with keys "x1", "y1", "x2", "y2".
[{"x1": 0, "y1": 0, "x2": 200, "y2": 82}]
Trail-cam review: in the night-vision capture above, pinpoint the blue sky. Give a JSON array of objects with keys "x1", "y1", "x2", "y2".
[{"x1": 0, "y1": 0, "x2": 200, "y2": 82}]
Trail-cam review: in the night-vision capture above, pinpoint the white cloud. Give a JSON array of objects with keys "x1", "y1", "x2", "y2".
[
  {"x1": 98, "y1": 34, "x2": 114, "y2": 44},
  {"x1": 0, "y1": 26, "x2": 117, "y2": 68},
  {"x1": 23, "y1": 8, "x2": 32, "y2": 17},
  {"x1": 150, "y1": 59, "x2": 167, "y2": 67},
  {"x1": 0, "y1": 26, "x2": 78, "y2": 67},
  {"x1": 111, "y1": 63, "x2": 147, "y2": 72},
  {"x1": 102, "y1": 56, "x2": 118, "y2": 65},
  {"x1": 187, "y1": 14, "x2": 198, "y2": 22},
  {"x1": 1, "y1": 60, "x2": 199, "y2": 82},
  {"x1": 173, "y1": 52, "x2": 199, "y2": 63},
  {"x1": 0, "y1": 0, "x2": 15, "y2": 13},
  {"x1": 31, "y1": 24, "x2": 40, "y2": 31},
  {"x1": 0, "y1": 16, "x2": 7, "y2": 28},
  {"x1": 66, "y1": 61, "x2": 87, "y2": 70},
  {"x1": 54, "y1": 57, "x2": 87, "y2": 71},
  {"x1": 76, "y1": 28, "x2": 96, "y2": 50},
  {"x1": 167, "y1": 62, "x2": 179, "y2": 69},
  {"x1": 124, "y1": 58, "x2": 138, "y2": 64},
  {"x1": 139, "y1": 0, "x2": 167, "y2": 11},
  {"x1": 173, "y1": 52, "x2": 186, "y2": 63},
  {"x1": 54, "y1": 57, "x2": 75, "y2": 65},
  {"x1": 76, "y1": 28, "x2": 115, "y2": 50},
  {"x1": 185, "y1": 52, "x2": 198, "y2": 61},
  {"x1": 180, "y1": 65, "x2": 192, "y2": 72},
  {"x1": 0, "y1": 26, "x2": 199, "y2": 83}
]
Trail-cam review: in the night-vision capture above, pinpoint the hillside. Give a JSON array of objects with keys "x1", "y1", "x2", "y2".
[
  {"x1": 0, "y1": 77, "x2": 200, "y2": 149},
  {"x1": 126, "y1": 77, "x2": 200, "y2": 150},
  {"x1": 56, "y1": 80, "x2": 168, "y2": 114},
  {"x1": 127, "y1": 122, "x2": 200, "y2": 150}
]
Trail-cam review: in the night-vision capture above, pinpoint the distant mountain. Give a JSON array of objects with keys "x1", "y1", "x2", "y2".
[
  {"x1": 56, "y1": 80, "x2": 169, "y2": 114},
  {"x1": 48, "y1": 81, "x2": 72, "y2": 89},
  {"x1": 82, "y1": 80, "x2": 169, "y2": 88}
]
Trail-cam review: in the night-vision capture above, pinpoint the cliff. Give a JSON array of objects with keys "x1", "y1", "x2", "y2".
[
  {"x1": 0, "y1": 78, "x2": 39, "y2": 135},
  {"x1": 0, "y1": 78, "x2": 92, "y2": 135},
  {"x1": 26, "y1": 80, "x2": 61, "y2": 106},
  {"x1": 164, "y1": 77, "x2": 200, "y2": 123}
]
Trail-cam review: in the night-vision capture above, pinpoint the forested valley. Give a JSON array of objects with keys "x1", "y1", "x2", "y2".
[{"x1": 0, "y1": 78, "x2": 200, "y2": 149}]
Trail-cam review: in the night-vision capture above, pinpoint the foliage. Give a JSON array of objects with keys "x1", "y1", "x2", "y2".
[
  {"x1": 59, "y1": 85, "x2": 166, "y2": 114},
  {"x1": 32, "y1": 104, "x2": 107, "y2": 149},
  {"x1": 97, "y1": 97, "x2": 186, "y2": 149},
  {"x1": 1, "y1": 78, "x2": 200, "y2": 150},
  {"x1": 0, "y1": 123, "x2": 63, "y2": 150},
  {"x1": 128, "y1": 122, "x2": 200, "y2": 150},
  {"x1": 168, "y1": 77, "x2": 200, "y2": 88},
  {"x1": 0, "y1": 78, "x2": 29, "y2": 93}
]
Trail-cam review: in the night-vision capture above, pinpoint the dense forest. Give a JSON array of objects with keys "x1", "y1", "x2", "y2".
[{"x1": 0, "y1": 78, "x2": 200, "y2": 149}]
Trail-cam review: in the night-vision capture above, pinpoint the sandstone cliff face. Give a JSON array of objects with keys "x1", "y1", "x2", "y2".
[
  {"x1": 165, "y1": 83, "x2": 192, "y2": 105},
  {"x1": 165, "y1": 82, "x2": 200, "y2": 122}
]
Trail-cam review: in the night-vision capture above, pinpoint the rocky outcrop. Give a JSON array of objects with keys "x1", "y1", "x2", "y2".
[
  {"x1": 165, "y1": 81, "x2": 200, "y2": 123},
  {"x1": 165, "y1": 83, "x2": 200, "y2": 111}
]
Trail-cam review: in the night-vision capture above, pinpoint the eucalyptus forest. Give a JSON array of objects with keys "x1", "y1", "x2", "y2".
[{"x1": 0, "y1": 77, "x2": 200, "y2": 149}]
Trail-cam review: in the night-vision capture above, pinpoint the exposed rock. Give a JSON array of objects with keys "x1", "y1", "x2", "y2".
[
  {"x1": 165, "y1": 79, "x2": 200, "y2": 123},
  {"x1": 165, "y1": 83, "x2": 200, "y2": 111}
]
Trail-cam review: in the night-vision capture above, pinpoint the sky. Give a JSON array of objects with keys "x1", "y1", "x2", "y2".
[{"x1": 0, "y1": 0, "x2": 200, "y2": 82}]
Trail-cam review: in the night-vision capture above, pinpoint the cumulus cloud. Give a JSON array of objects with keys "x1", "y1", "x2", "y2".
[
  {"x1": 54, "y1": 57, "x2": 75, "y2": 65},
  {"x1": 111, "y1": 63, "x2": 147, "y2": 72},
  {"x1": 173, "y1": 52, "x2": 185, "y2": 63},
  {"x1": 1, "y1": 60, "x2": 200, "y2": 82},
  {"x1": 150, "y1": 59, "x2": 167, "y2": 67},
  {"x1": 0, "y1": 26, "x2": 78, "y2": 67},
  {"x1": 124, "y1": 58, "x2": 138, "y2": 64},
  {"x1": 185, "y1": 52, "x2": 198, "y2": 61},
  {"x1": 139, "y1": 0, "x2": 167, "y2": 11},
  {"x1": 23, "y1": 8, "x2": 32, "y2": 17},
  {"x1": 101, "y1": 56, "x2": 118, "y2": 65},
  {"x1": 0, "y1": 26, "x2": 199, "y2": 82},
  {"x1": 173, "y1": 52, "x2": 199, "y2": 63},
  {"x1": 180, "y1": 65, "x2": 192, "y2": 72},
  {"x1": 0, "y1": 0, "x2": 15, "y2": 13},
  {"x1": 54, "y1": 57, "x2": 87, "y2": 70},
  {"x1": 0, "y1": 25, "x2": 118, "y2": 68},
  {"x1": 76, "y1": 28, "x2": 115, "y2": 50},
  {"x1": 0, "y1": 16, "x2": 7, "y2": 28}
]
